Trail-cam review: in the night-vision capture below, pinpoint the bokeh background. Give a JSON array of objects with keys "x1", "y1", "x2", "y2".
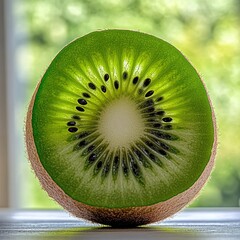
[{"x1": 5, "y1": 0, "x2": 240, "y2": 208}]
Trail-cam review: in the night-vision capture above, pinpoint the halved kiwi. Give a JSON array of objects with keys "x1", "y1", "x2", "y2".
[{"x1": 26, "y1": 30, "x2": 217, "y2": 227}]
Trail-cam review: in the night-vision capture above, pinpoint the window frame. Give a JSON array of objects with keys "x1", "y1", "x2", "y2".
[
  {"x1": 0, "y1": 0, "x2": 9, "y2": 208},
  {"x1": 0, "y1": 0, "x2": 21, "y2": 208}
]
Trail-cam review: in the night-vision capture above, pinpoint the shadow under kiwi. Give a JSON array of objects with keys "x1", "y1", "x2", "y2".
[{"x1": 35, "y1": 224, "x2": 206, "y2": 240}]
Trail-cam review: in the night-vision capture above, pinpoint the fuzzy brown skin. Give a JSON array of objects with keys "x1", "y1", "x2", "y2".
[{"x1": 25, "y1": 83, "x2": 217, "y2": 227}]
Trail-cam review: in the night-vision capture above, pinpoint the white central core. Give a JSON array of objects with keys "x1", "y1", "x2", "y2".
[{"x1": 99, "y1": 97, "x2": 144, "y2": 148}]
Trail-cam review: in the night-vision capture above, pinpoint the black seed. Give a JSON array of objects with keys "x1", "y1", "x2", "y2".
[
  {"x1": 122, "y1": 158, "x2": 128, "y2": 176},
  {"x1": 102, "y1": 160, "x2": 111, "y2": 177},
  {"x1": 156, "y1": 96, "x2": 163, "y2": 102},
  {"x1": 138, "y1": 88, "x2": 143, "y2": 95},
  {"x1": 114, "y1": 156, "x2": 119, "y2": 165},
  {"x1": 140, "y1": 99, "x2": 154, "y2": 108},
  {"x1": 147, "y1": 118, "x2": 156, "y2": 122},
  {"x1": 162, "y1": 117, "x2": 173, "y2": 122},
  {"x1": 76, "y1": 106, "x2": 84, "y2": 112},
  {"x1": 96, "y1": 161, "x2": 103, "y2": 170},
  {"x1": 88, "y1": 153, "x2": 97, "y2": 163},
  {"x1": 141, "y1": 147, "x2": 151, "y2": 158},
  {"x1": 160, "y1": 143, "x2": 170, "y2": 150},
  {"x1": 68, "y1": 127, "x2": 78, "y2": 133},
  {"x1": 88, "y1": 82, "x2": 96, "y2": 90},
  {"x1": 149, "y1": 153, "x2": 156, "y2": 161},
  {"x1": 114, "y1": 80, "x2": 119, "y2": 89},
  {"x1": 72, "y1": 115, "x2": 80, "y2": 120},
  {"x1": 129, "y1": 155, "x2": 140, "y2": 177},
  {"x1": 162, "y1": 133, "x2": 175, "y2": 140},
  {"x1": 88, "y1": 145, "x2": 95, "y2": 152},
  {"x1": 140, "y1": 140, "x2": 162, "y2": 163},
  {"x1": 149, "y1": 137, "x2": 160, "y2": 145},
  {"x1": 113, "y1": 156, "x2": 120, "y2": 176},
  {"x1": 78, "y1": 99, "x2": 87, "y2": 105},
  {"x1": 149, "y1": 131, "x2": 178, "y2": 141},
  {"x1": 67, "y1": 121, "x2": 76, "y2": 126},
  {"x1": 94, "y1": 160, "x2": 103, "y2": 174},
  {"x1": 142, "y1": 107, "x2": 155, "y2": 113},
  {"x1": 82, "y1": 93, "x2": 90, "y2": 98},
  {"x1": 78, "y1": 131, "x2": 90, "y2": 138},
  {"x1": 146, "y1": 99, "x2": 154, "y2": 106},
  {"x1": 145, "y1": 140, "x2": 154, "y2": 148},
  {"x1": 163, "y1": 144, "x2": 180, "y2": 154},
  {"x1": 133, "y1": 148, "x2": 142, "y2": 159},
  {"x1": 123, "y1": 71, "x2": 128, "y2": 80},
  {"x1": 101, "y1": 85, "x2": 106, "y2": 93},
  {"x1": 104, "y1": 73, "x2": 109, "y2": 81},
  {"x1": 164, "y1": 125, "x2": 172, "y2": 130},
  {"x1": 133, "y1": 147, "x2": 150, "y2": 168},
  {"x1": 147, "y1": 112, "x2": 156, "y2": 117},
  {"x1": 158, "y1": 149, "x2": 167, "y2": 156},
  {"x1": 151, "y1": 131, "x2": 163, "y2": 138},
  {"x1": 146, "y1": 141, "x2": 158, "y2": 152},
  {"x1": 143, "y1": 78, "x2": 151, "y2": 87},
  {"x1": 153, "y1": 123, "x2": 161, "y2": 128},
  {"x1": 132, "y1": 76, "x2": 139, "y2": 85},
  {"x1": 79, "y1": 140, "x2": 87, "y2": 147},
  {"x1": 132, "y1": 164, "x2": 140, "y2": 176},
  {"x1": 145, "y1": 90, "x2": 154, "y2": 98},
  {"x1": 156, "y1": 110, "x2": 165, "y2": 116},
  {"x1": 123, "y1": 167, "x2": 128, "y2": 175},
  {"x1": 142, "y1": 107, "x2": 155, "y2": 114}
]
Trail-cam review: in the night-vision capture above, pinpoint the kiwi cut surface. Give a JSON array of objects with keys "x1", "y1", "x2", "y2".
[{"x1": 26, "y1": 30, "x2": 216, "y2": 226}]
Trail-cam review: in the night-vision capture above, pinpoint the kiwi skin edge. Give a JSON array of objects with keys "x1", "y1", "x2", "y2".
[{"x1": 26, "y1": 78, "x2": 217, "y2": 227}]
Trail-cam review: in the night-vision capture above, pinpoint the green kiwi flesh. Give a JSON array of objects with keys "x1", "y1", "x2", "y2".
[{"x1": 26, "y1": 30, "x2": 216, "y2": 226}]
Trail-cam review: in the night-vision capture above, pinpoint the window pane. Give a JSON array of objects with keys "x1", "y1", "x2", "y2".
[{"x1": 11, "y1": 0, "x2": 240, "y2": 208}]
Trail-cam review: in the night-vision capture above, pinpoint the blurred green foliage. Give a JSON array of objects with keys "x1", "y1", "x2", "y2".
[{"x1": 16, "y1": 0, "x2": 240, "y2": 208}]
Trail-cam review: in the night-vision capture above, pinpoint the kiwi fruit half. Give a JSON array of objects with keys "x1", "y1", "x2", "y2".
[{"x1": 26, "y1": 30, "x2": 217, "y2": 227}]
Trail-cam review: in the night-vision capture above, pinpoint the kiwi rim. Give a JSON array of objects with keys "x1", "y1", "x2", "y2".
[{"x1": 30, "y1": 30, "x2": 215, "y2": 208}]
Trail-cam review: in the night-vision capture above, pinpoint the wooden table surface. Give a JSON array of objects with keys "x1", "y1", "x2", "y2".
[{"x1": 0, "y1": 208, "x2": 240, "y2": 239}]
